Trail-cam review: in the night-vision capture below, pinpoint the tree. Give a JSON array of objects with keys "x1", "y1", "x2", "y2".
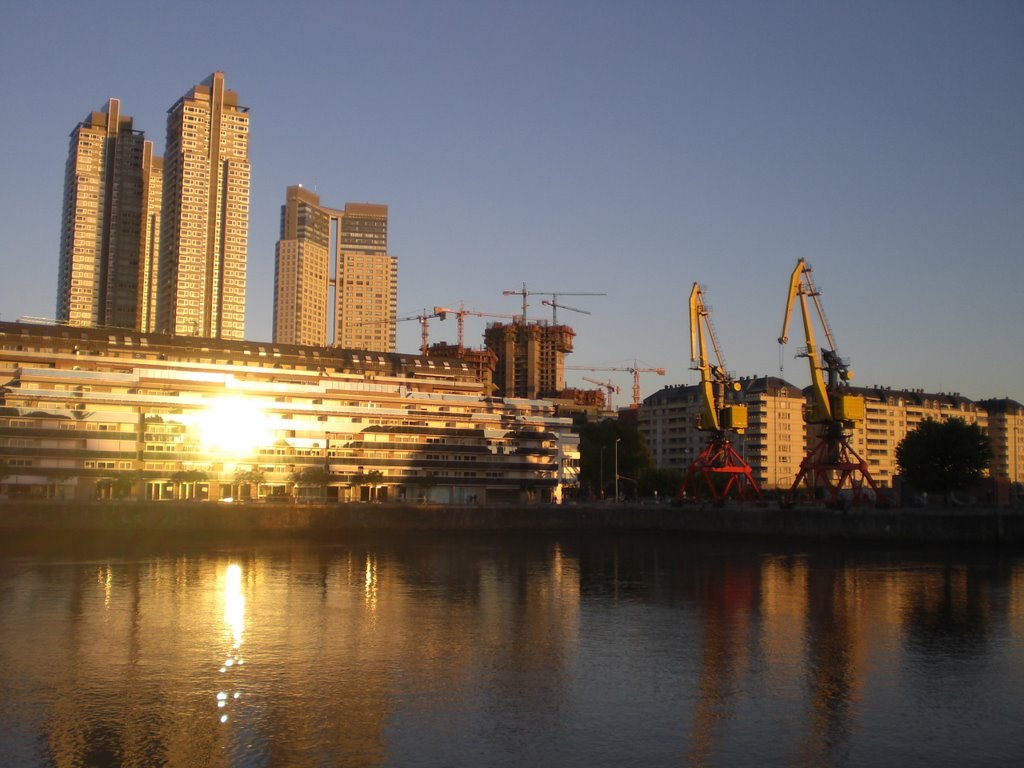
[
  {"x1": 638, "y1": 467, "x2": 684, "y2": 499},
  {"x1": 896, "y1": 418, "x2": 991, "y2": 499},
  {"x1": 351, "y1": 469, "x2": 385, "y2": 500},
  {"x1": 291, "y1": 466, "x2": 333, "y2": 500},
  {"x1": 96, "y1": 471, "x2": 139, "y2": 500},
  {"x1": 233, "y1": 468, "x2": 265, "y2": 500},
  {"x1": 577, "y1": 419, "x2": 654, "y2": 500}
]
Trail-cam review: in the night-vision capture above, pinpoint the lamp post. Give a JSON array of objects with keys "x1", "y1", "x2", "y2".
[
  {"x1": 614, "y1": 438, "x2": 621, "y2": 503},
  {"x1": 599, "y1": 445, "x2": 605, "y2": 500}
]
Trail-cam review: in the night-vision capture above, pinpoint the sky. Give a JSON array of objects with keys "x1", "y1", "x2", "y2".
[{"x1": 1, "y1": 0, "x2": 1021, "y2": 404}]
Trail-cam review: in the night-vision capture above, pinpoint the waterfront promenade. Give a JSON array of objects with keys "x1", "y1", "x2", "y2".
[{"x1": 1, "y1": 499, "x2": 1023, "y2": 545}]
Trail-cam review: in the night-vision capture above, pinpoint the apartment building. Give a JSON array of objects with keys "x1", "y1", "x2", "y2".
[
  {"x1": 273, "y1": 190, "x2": 398, "y2": 352},
  {"x1": 838, "y1": 386, "x2": 987, "y2": 487},
  {"x1": 978, "y1": 398, "x2": 1024, "y2": 484},
  {"x1": 637, "y1": 377, "x2": 805, "y2": 490},
  {"x1": 56, "y1": 98, "x2": 150, "y2": 330},
  {"x1": 273, "y1": 185, "x2": 331, "y2": 346},
  {"x1": 334, "y1": 203, "x2": 398, "y2": 352},
  {"x1": 157, "y1": 72, "x2": 250, "y2": 340},
  {"x1": 639, "y1": 378, "x2": 1019, "y2": 492},
  {"x1": 0, "y1": 322, "x2": 578, "y2": 503}
]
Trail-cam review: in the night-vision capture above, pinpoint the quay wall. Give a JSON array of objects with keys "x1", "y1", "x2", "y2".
[{"x1": 2, "y1": 500, "x2": 1024, "y2": 545}]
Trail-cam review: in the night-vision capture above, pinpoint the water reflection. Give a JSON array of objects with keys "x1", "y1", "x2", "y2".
[
  {"x1": 1, "y1": 535, "x2": 1023, "y2": 767},
  {"x1": 217, "y1": 563, "x2": 245, "y2": 726}
]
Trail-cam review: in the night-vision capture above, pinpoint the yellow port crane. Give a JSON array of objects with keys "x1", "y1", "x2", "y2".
[
  {"x1": 682, "y1": 282, "x2": 761, "y2": 504},
  {"x1": 779, "y1": 259, "x2": 882, "y2": 507}
]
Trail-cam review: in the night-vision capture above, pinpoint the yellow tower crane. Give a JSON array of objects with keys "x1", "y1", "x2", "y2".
[
  {"x1": 681, "y1": 283, "x2": 761, "y2": 504},
  {"x1": 778, "y1": 259, "x2": 883, "y2": 507}
]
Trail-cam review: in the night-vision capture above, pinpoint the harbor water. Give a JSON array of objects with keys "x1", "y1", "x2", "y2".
[{"x1": 2, "y1": 531, "x2": 1023, "y2": 767}]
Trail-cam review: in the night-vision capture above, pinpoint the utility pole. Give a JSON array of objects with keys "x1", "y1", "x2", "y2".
[{"x1": 614, "y1": 438, "x2": 621, "y2": 503}]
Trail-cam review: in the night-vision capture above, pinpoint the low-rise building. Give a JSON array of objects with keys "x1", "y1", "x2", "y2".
[
  {"x1": 0, "y1": 322, "x2": 579, "y2": 503},
  {"x1": 637, "y1": 376, "x2": 805, "y2": 490},
  {"x1": 639, "y1": 378, "x2": 1019, "y2": 491}
]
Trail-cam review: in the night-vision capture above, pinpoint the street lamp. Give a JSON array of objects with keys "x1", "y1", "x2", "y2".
[
  {"x1": 599, "y1": 445, "x2": 605, "y2": 500},
  {"x1": 614, "y1": 438, "x2": 621, "y2": 503}
]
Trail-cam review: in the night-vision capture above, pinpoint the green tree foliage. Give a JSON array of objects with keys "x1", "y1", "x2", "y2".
[
  {"x1": 290, "y1": 466, "x2": 332, "y2": 487},
  {"x1": 577, "y1": 419, "x2": 653, "y2": 499},
  {"x1": 896, "y1": 417, "x2": 991, "y2": 497},
  {"x1": 638, "y1": 467, "x2": 684, "y2": 499}
]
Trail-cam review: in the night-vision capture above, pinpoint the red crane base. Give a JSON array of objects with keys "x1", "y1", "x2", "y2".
[
  {"x1": 784, "y1": 434, "x2": 884, "y2": 508},
  {"x1": 678, "y1": 440, "x2": 762, "y2": 505}
]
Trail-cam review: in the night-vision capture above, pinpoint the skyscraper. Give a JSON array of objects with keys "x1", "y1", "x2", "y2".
[
  {"x1": 157, "y1": 72, "x2": 250, "y2": 339},
  {"x1": 273, "y1": 190, "x2": 397, "y2": 351},
  {"x1": 57, "y1": 98, "x2": 148, "y2": 329},
  {"x1": 137, "y1": 141, "x2": 163, "y2": 333},
  {"x1": 335, "y1": 203, "x2": 397, "y2": 351},
  {"x1": 273, "y1": 185, "x2": 330, "y2": 346}
]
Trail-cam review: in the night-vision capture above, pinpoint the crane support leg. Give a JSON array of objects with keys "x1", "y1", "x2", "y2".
[
  {"x1": 679, "y1": 439, "x2": 762, "y2": 506},
  {"x1": 784, "y1": 434, "x2": 885, "y2": 508}
]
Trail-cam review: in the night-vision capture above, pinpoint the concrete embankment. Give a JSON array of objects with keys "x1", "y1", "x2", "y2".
[{"x1": 1, "y1": 500, "x2": 1023, "y2": 545}]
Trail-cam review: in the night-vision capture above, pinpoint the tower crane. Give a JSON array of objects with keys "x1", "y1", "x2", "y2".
[
  {"x1": 581, "y1": 376, "x2": 620, "y2": 411},
  {"x1": 432, "y1": 304, "x2": 544, "y2": 352},
  {"x1": 502, "y1": 283, "x2": 605, "y2": 322},
  {"x1": 682, "y1": 283, "x2": 761, "y2": 504},
  {"x1": 541, "y1": 299, "x2": 590, "y2": 324},
  {"x1": 391, "y1": 309, "x2": 445, "y2": 356},
  {"x1": 778, "y1": 258, "x2": 882, "y2": 507},
  {"x1": 565, "y1": 363, "x2": 666, "y2": 408}
]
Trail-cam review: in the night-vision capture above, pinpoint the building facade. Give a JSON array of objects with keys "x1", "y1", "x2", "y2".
[
  {"x1": 0, "y1": 322, "x2": 578, "y2": 504},
  {"x1": 136, "y1": 142, "x2": 163, "y2": 333},
  {"x1": 273, "y1": 192, "x2": 398, "y2": 352},
  {"x1": 157, "y1": 72, "x2": 250, "y2": 340},
  {"x1": 978, "y1": 399, "x2": 1024, "y2": 484},
  {"x1": 273, "y1": 186, "x2": 331, "y2": 346},
  {"x1": 638, "y1": 378, "x2": 1019, "y2": 491},
  {"x1": 334, "y1": 203, "x2": 397, "y2": 352},
  {"x1": 57, "y1": 99, "x2": 149, "y2": 330},
  {"x1": 840, "y1": 386, "x2": 987, "y2": 488},
  {"x1": 638, "y1": 377, "x2": 805, "y2": 490}
]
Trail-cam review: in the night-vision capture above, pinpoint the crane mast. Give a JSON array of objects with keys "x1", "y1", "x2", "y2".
[{"x1": 778, "y1": 259, "x2": 882, "y2": 507}]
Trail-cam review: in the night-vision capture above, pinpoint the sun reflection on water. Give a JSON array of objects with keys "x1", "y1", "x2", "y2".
[{"x1": 217, "y1": 563, "x2": 246, "y2": 724}]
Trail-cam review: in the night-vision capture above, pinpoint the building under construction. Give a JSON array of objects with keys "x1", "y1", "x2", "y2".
[{"x1": 484, "y1": 321, "x2": 576, "y2": 400}]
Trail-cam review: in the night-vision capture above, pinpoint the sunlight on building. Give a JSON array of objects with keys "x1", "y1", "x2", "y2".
[{"x1": 196, "y1": 396, "x2": 272, "y2": 456}]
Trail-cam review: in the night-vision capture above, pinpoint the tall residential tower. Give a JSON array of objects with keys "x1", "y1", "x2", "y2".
[
  {"x1": 57, "y1": 99, "x2": 150, "y2": 329},
  {"x1": 273, "y1": 189, "x2": 397, "y2": 351},
  {"x1": 335, "y1": 203, "x2": 397, "y2": 351},
  {"x1": 273, "y1": 186, "x2": 330, "y2": 346},
  {"x1": 157, "y1": 72, "x2": 250, "y2": 339}
]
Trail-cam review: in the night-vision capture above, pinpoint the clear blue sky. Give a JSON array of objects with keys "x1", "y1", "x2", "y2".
[{"x1": 2, "y1": 1, "x2": 1021, "y2": 403}]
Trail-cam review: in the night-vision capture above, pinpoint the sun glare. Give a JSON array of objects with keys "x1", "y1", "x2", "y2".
[{"x1": 196, "y1": 396, "x2": 272, "y2": 455}]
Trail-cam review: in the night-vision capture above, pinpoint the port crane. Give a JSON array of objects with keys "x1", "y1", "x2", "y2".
[
  {"x1": 502, "y1": 284, "x2": 605, "y2": 323},
  {"x1": 566, "y1": 363, "x2": 666, "y2": 409},
  {"x1": 682, "y1": 283, "x2": 761, "y2": 504},
  {"x1": 778, "y1": 259, "x2": 882, "y2": 507},
  {"x1": 581, "y1": 376, "x2": 621, "y2": 411}
]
